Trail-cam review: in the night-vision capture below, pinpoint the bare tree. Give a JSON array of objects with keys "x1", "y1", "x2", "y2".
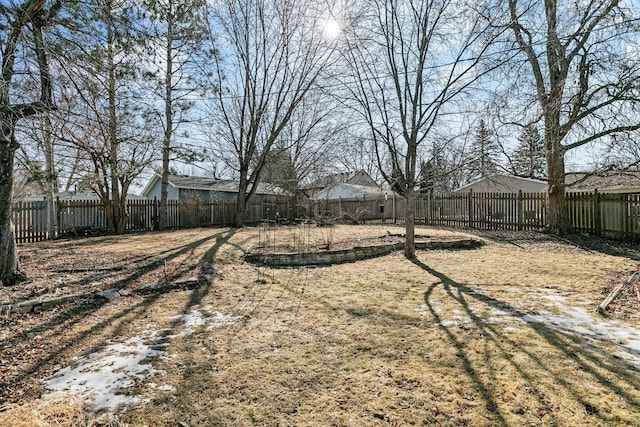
[
  {"x1": 59, "y1": 0, "x2": 156, "y2": 233},
  {"x1": 208, "y1": 0, "x2": 338, "y2": 227},
  {"x1": 505, "y1": 0, "x2": 640, "y2": 233},
  {"x1": 343, "y1": 0, "x2": 503, "y2": 258},
  {"x1": 143, "y1": 0, "x2": 211, "y2": 231},
  {"x1": 332, "y1": 131, "x2": 381, "y2": 185},
  {"x1": 56, "y1": 87, "x2": 157, "y2": 233},
  {"x1": 0, "y1": 0, "x2": 63, "y2": 286},
  {"x1": 14, "y1": 68, "x2": 89, "y2": 238}
]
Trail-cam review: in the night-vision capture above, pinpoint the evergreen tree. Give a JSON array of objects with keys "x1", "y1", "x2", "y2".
[
  {"x1": 512, "y1": 124, "x2": 546, "y2": 178},
  {"x1": 419, "y1": 154, "x2": 449, "y2": 192},
  {"x1": 142, "y1": 0, "x2": 211, "y2": 231},
  {"x1": 61, "y1": 0, "x2": 156, "y2": 233},
  {"x1": 260, "y1": 143, "x2": 298, "y2": 193},
  {"x1": 468, "y1": 119, "x2": 500, "y2": 181}
]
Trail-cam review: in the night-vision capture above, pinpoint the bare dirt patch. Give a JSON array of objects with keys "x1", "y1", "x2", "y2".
[{"x1": 1, "y1": 225, "x2": 640, "y2": 426}]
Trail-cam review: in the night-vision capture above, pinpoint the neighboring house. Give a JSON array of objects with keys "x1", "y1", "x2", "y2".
[
  {"x1": 566, "y1": 170, "x2": 640, "y2": 193},
  {"x1": 454, "y1": 174, "x2": 547, "y2": 193},
  {"x1": 17, "y1": 190, "x2": 144, "y2": 202},
  {"x1": 304, "y1": 170, "x2": 379, "y2": 196},
  {"x1": 311, "y1": 183, "x2": 392, "y2": 201},
  {"x1": 140, "y1": 173, "x2": 288, "y2": 202},
  {"x1": 309, "y1": 182, "x2": 398, "y2": 222}
]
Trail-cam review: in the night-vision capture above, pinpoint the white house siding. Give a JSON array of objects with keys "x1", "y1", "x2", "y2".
[
  {"x1": 454, "y1": 175, "x2": 547, "y2": 193},
  {"x1": 312, "y1": 183, "x2": 388, "y2": 200},
  {"x1": 145, "y1": 179, "x2": 180, "y2": 200}
]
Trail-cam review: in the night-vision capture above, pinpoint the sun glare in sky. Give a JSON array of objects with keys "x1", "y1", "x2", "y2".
[{"x1": 322, "y1": 18, "x2": 342, "y2": 40}]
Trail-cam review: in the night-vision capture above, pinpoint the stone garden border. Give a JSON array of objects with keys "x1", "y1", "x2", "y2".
[{"x1": 245, "y1": 236, "x2": 484, "y2": 267}]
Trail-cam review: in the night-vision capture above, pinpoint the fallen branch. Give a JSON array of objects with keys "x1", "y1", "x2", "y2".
[{"x1": 597, "y1": 271, "x2": 640, "y2": 314}]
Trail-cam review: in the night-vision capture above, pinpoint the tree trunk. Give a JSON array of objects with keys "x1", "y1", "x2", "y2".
[
  {"x1": 107, "y1": 15, "x2": 121, "y2": 233},
  {"x1": 404, "y1": 188, "x2": 416, "y2": 259},
  {"x1": 545, "y1": 143, "x2": 570, "y2": 234},
  {"x1": 116, "y1": 193, "x2": 127, "y2": 233},
  {"x1": 233, "y1": 187, "x2": 247, "y2": 228},
  {"x1": 0, "y1": 117, "x2": 26, "y2": 286},
  {"x1": 543, "y1": 83, "x2": 572, "y2": 235},
  {"x1": 44, "y1": 113, "x2": 57, "y2": 239},
  {"x1": 159, "y1": 166, "x2": 169, "y2": 231},
  {"x1": 159, "y1": 16, "x2": 174, "y2": 232}
]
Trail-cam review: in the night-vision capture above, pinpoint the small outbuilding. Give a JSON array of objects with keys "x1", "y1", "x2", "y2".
[
  {"x1": 141, "y1": 174, "x2": 288, "y2": 202},
  {"x1": 566, "y1": 169, "x2": 640, "y2": 193},
  {"x1": 304, "y1": 170, "x2": 380, "y2": 197},
  {"x1": 311, "y1": 183, "x2": 391, "y2": 201},
  {"x1": 454, "y1": 174, "x2": 547, "y2": 193}
]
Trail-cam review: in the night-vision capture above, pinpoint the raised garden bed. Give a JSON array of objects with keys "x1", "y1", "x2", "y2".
[{"x1": 246, "y1": 234, "x2": 484, "y2": 267}]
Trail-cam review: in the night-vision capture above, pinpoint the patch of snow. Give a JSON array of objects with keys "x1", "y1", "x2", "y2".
[
  {"x1": 429, "y1": 285, "x2": 640, "y2": 367},
  {"x1": 469, "y1": 288, "x2": 640, "y2": 367},
  {"x1": 171, "y1": 311, "x2": 208, "y2": 328},
  {"x1": 207, "y1": 312, "x2": 243, "y2": 329},
  {"x1": 157, "y1": 384, "x2": 176, "y2": 391},
  {"x1": 239, "y1": 300, "x2": 255, "y2": 310},
  {"x1": 526, "y1": 304, "x2": 640, "y2": 366},
  {"x1": 45, "y1": 334, "x2": 166, "y2": 412},
  {"x1": 171, "y1": 309, "x2": 242, "y2": 333},
  {"x1": 436, "y1": 320, "x2": 457, "y2": 327},
  {"x1": 43, "y1": 309, "x2": 241, "y2": 414},
  {"x1": 148, "y1": 383, "x2": 176, "y2": 392}
]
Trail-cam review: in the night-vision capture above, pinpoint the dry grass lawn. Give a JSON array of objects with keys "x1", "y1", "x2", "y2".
[{"x1": 1, "y1": 224, "x2": 640, "y2": 426}]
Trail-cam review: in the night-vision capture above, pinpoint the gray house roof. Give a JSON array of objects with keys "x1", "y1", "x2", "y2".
[
  {"x1": 18, "y1": 190, "x2": 144, "y2": 202},
  {"x1": 311, "y1": 183, "x2": 392, "y2": 200},
  {"x1": 454, "y1": 174, "x2": 547, "y2": 193},
  {"x1": 566, "y1": 170, "x2": 640, "y2": 193},
  {"x1": 305, "y1": 170, "x2": 378, "y2": 192},
  {"x1": 141, "y1": 174, "x2": 288, "y2": 198}
]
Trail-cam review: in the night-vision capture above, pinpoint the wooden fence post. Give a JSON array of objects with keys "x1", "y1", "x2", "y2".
[
  {"x1": 468, "y1": 189, "x2": 474, "y2": 228},
  {"x1": 593, "y1": 189, "x2": 601, "y2": 237},
  {"x1": 55, "y1": 197, "x2": 62, "y2": 237},
  {"x1": 426, "y1": 190, "x2": 432, "y2": 225},
  {"x1": 196, "y1": 198, "x2": 201, "y2": 227},
  {"x1": 152, "y1": 197, "x2": 158, "y2": 230},
  {"x1": 623, "y1": 193, "x2": 630, "y2": 238},
  {"x1": 393, "y1": 192, "x2": 397, "y2": 224},
  {"x1": 517, "y1": 190, "x2": 523, "y2": 231}
]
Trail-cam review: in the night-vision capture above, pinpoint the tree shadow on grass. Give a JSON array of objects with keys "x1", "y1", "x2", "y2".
[
  {"x1": 0, "y1": 228, "x2": 238, "y2": 405},
  {"x1": 412, "y1": 258, "x2": 640, "y2": 426},
  {"x1": 473, "y1": 229, "x2": 640, "y2": 261},
  {"x1": 19, "y1": 229, "x2": 242, "y2": 301}
]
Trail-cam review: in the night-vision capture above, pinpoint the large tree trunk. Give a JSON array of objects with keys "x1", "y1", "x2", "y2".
[
  {"x1": 233, "y1": 185, "x2": 247, "y2": 228},
  {"x1": 44, "y1": 113, "x2": 57, "y2": 239},
  {"x1": 404, "y1": 188, "x2": 416, "y2": 259},
  {"x1": 159, "y1": 166, "x2": 169, "y2": 231},
  {"x1": 545, "y1": 143, "x2": 569, "y2": 234},
  {"x1": 0, "y1": 118, "x2": 26, "y2": 286},
  {"x1": 107, "y1": 15, "x2": 121, "y2": 233},
  {"x1": 159, "y1": 22, "x2": 174, "y2": 232},
  {"x1": 544, "y1": 101, "x2": 572, "y2": 234}
]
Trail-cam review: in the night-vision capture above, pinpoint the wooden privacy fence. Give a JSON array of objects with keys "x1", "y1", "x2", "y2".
[
  {"x1": 313, "y1": 190, "x2": 639, "y2": 240},
  {"x1": 313, "y1": 190, "x2": 547, "y2": 231},
  {"x1": 12, "y1": 190, "x2": 640, "y2": 243},
  {"x1": 12, "y1": 198, "x2": 292, "y2": 243},
  {"x1": 567, "y1": 190, "x2": 640, "y2": 240},
  {"x1": 417, "y1": 191, "x2": 547, "y2": 231}
]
